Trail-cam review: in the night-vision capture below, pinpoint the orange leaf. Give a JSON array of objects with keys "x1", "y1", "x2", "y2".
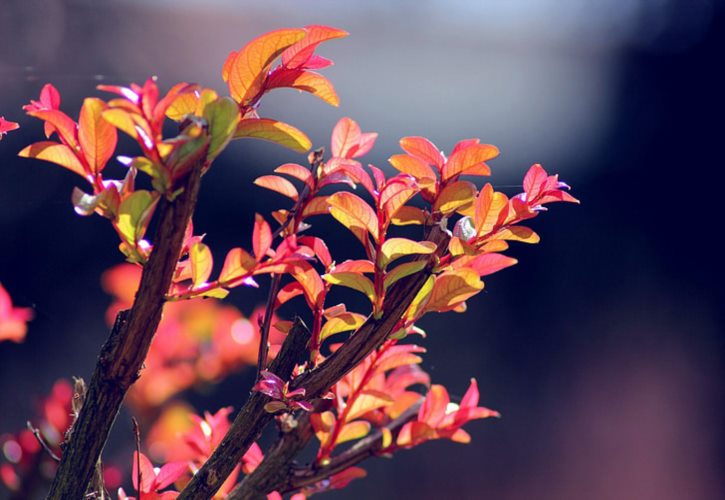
[
  {"x1": 18, "y1": 142, "x2": 86, "y2": 179},
  {"x1": 289, "y1": 261, "x2": 326, "y2": 308},
  {"x1": 346, "y1": 392, "x2": 392, "y2": 422},
  {"x1": 219, "y1": 247, "x2": 257, "y2": 283},
  {"x1": 474, "y1": 184, "x2": 508, "y2": 236},
  {"x1": 234, "y1": 118, "x2": 311, "y2": 153},
  {"x1": 327, "y1": 191, "x2": 379, "y2": 243},
  {"x1": 252, "y1": 214, "x2": 273, "y2": 260},
  {"x1": 425, "y1": 269, "x2": 484, "y2": 313},
  {"x1": 442, "y1": 143, "x2": 498, "y2": 181},
  {"x1": 433, "y1": 181, "x2": 476, "y2": 216},
  {"x1": 254, "y1": 175, "x2": 299, "y2": 201},
  {"x1": 101, "y1": 108, "x2": 139, "y2": 141},
  {"x1": 302, "y1": 196, "x2": 330, "y2": 217},
  {"x1": 226, "y1": 28, "x2": 306, "y2": 105},
  {"x1": 399, "y1": 136, "x2": 445, "y2": 170},
  {"x1": 79, "y1": 97, "x2": 117, "y2": 175},
  {"x1": 388, "y1": 154, "x2": 437, "y2": 181},
  {"x1": 453, "y1": 253, "x2": 518, "y2": 276},
  {"x1": 380, "y1": 238, "x2": 436, "y2": 268}
]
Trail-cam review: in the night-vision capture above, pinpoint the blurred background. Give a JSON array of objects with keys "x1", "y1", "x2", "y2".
[{"x1": 1, "y1": 0, "x2": 723, "y2": 498}]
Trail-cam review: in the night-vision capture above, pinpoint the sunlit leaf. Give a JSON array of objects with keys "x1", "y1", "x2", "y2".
[
  {"x1": 491, "y1": 225, "x2": 540, "y2": 244},
  {"x1": 346, "y1": 391, "x2": 393, "y2": 421},
  {"x1": 203, "y1": 96, "x2": 240, "y2": 161},
  {"x1": 404, "y1": 275, "x2": 434, "y2": 322},
  {"x1": 254, "y1": 175, "x2": 299, "y2": 201},
  {"x1": 18, "y1": 142, "x2": 86, "y2": 179},
  {"x1": 323, "y1": 272, "x2": 376, "y2": 304},
  {"x1": 380, "y1": 238, "x2": 436, "y2": 268},
  {"x1": 383, "y1": 260, "x2": 427, "y2": 291},
  {"x1": 390, "y1": 206, "x2": 426, "y2": 226},
  {"x1": 442, "y1": 143, "x2": 498, "y2": 181},
  {"x1": 78, "y1": 97, "x2": 117, "y2": 175},
  {"x1": 234, "y1": 118, "x2": 311, "y2": 153},
  {"x1": 475, "y1": 183, "x2": 508, "y2": 236},
  {"x1": 281, "y1": 25, "x2": 348, "y2": 68},
  {"x1": 327, "y1": 191, "x2": 379, "y2": 243},
  {"x1": 453, "y1": 253, "x2": 518, "y2": 276},
  {"x1": 227, "y1": 28, "x2": 306, "y2": 105},
  {"x1": 101, "y1": 108, "x2": 139, "y2": 140},
  {"x1": 190, "y1": 242, "x2": 213, "y2": 288},
  {"x1": 330, "y1": 117, "x2": 361, "y2": 158},
  {"x1": 301, "y1": 195, "x2": 330, "y2": 217},
  {"x1": 26, "y1": 109, "x2": 78, "y2": 149},
  {"x1": 399, "y1": 136, "x2": 446, "y2": 170},
  {"x1": 219, "y1": 247, "x2": 257, "y2": 283},
  {"x1": 433, "y1": 181, "x2": 476, "y2": 216},
  {"x1": 117, "y1": 190, "x2": 158, "y2": 245},
  {"x1": 266, "y1": 69, "x2": 340, "y2": 106},
  {"x1": 275, "y1": 163, "x2": 313, "y2": 189},
  {"x1": 319, "y1": 312, "x2": 367, "y2": 340},
  {"x1": 252, "y1": 214, "x2": 273, "y2": 260},
  {"x1": 388, "y1": 154, "x2": 437, "y2": 182},
  {"x1": 425, "y1": 269, "x2": 484, "y2": 313}
]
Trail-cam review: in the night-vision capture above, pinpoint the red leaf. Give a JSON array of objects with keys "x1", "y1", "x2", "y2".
[
  {"x1": 252, "y1": 214, "x2": 273, "y2": 260},
  {"x1": 281, "y1": 25, "x2": 348, "y2": 69}
]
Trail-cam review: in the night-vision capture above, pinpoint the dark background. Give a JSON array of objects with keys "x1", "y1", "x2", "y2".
[{"x1": 1, "y1": 1, "x2": 723, "y2": 498}]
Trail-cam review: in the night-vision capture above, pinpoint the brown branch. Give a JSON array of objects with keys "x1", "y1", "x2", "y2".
[
  {"x1": 178, "y1": 224, "x2": 449, "y2": 499},
  {"x1": 178, "y1": 319, "x2": 311, "y2": 500},
  {"x1": 46, "y1": 162, "x2": 204, "y2": 500},
  {"x1": 283, "y1": 400, "x2": 423, "y2": 494},
  {"x1": 227, "y1": 412, "x2": 314, "y2": 500}
]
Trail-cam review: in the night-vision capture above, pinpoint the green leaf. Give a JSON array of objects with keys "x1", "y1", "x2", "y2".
[{"x1": 203, "y1": 96, "x2": 241, "y2": 161}]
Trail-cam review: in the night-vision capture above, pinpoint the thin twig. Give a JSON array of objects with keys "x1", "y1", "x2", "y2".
[
  {"x1": 132, "y1": 418, "x2": 142, "y2": 496},
  {"x1": 256, "y1": 274, "x2": 283, "y2": 376},
  {"x1": 26, "y1": 422, "x2": 60, "y2": 462}
]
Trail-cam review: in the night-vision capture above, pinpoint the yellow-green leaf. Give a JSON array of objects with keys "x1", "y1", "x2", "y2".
[
  {"x1": 319, "y1": 312, "x2": 367, "y2": 340},
  {"x1": 203, "y1": 96, "x2": 240, "y2": 161},
  {"x1": 323, "y1": 272, "x2": 376, "y2": 304},
  {"x1": 383, "y1": 261, "x2": 428, "y2": 291},
  {"x1": 491, "y1": 226, "x2": 540, "y2": 244},
  {"x1": 433, "y1": 181, "x2": 476, "y2": 216},
  {"x1": 380, "y1": 238, "x2": 436, "y2": 268},
  {"x1": 190, "y1": 242, "x2": 213, "y2": 288},
  {"x1": 234, "y1": 118, "x2": 311, "y2": 153},
  {"x1": 328, "y1": 192, "x2": 379, "y2": 243},
  {"x1": 117, "y1": 190, "x2": 158, "y2": 245}
]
